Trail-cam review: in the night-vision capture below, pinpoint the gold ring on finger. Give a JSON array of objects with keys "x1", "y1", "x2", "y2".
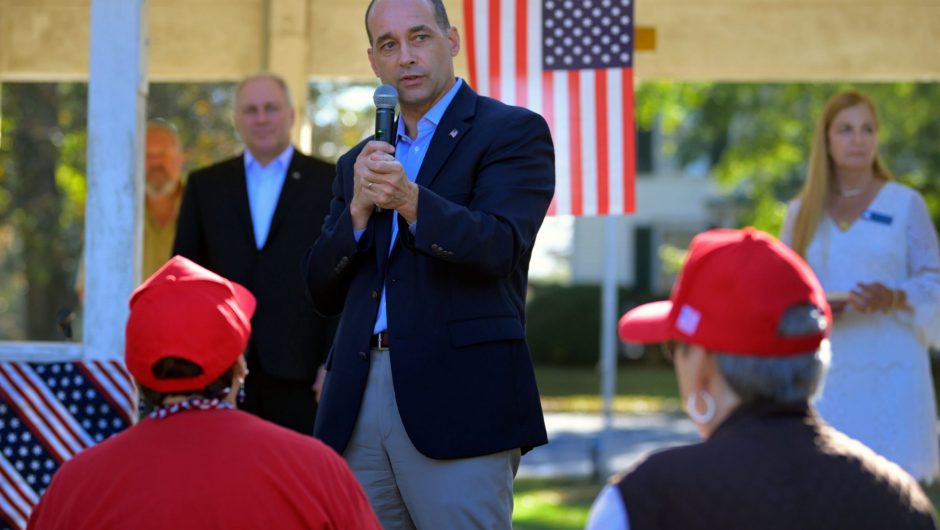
[{"x1": 368, "y1": 181, "x2": 374, "y2": 190}]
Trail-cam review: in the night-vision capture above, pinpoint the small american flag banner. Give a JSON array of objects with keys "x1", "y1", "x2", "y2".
[
  {"x1": 0, "y1": 361, "x2": 135, "y2": 530},
  {"x1": 464, "y1": 0, "x2": 636, "y2": 216}
]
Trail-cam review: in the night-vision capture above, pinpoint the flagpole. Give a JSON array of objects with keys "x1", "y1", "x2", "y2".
[{"x1": 595, "y1": 214, "x2": 620, "y2": 479}]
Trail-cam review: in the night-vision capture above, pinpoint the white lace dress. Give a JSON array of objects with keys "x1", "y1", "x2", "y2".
[{"x1": 782, "y1": 181, "x2": 940, "y2": 482}]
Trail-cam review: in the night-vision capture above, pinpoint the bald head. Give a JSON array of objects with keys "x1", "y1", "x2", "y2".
[
  {"x1": 365, "y1": 0, "x2": 451, "y2": 46},
  {"x1": 233, "y1": 73, "x2": 296, "y2": 165}
]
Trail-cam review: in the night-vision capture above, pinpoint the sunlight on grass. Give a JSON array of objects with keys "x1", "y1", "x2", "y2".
[
  {"x1": 522, "y1": 366, "x2": 676, "y2": 527},
  {"x1": 513, "y1": 478, "x2": 601, "y2": 530},
  {"x1": 535, "y1": 365, "x2": 681, "y2": 414},
  {"x1": 540, "y1": 394, "x2": 681, "y2": 414}
]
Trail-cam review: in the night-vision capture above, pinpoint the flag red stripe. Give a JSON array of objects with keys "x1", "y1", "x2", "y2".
[
  {"x1": 487, "y1": 0, "x2": 501, "y2": 101},
  {"x1": 622, "y1": 68, "x2": 636, "y2": 212},
  {"x1": 0, "y1": 463, "x2": 33, "y2": 522},
  {"x1": 594, "y1": 69, "x2": 610, "y2": 215},
  {"x1": 77, "y1": 362, "x2": 134, "y2": 426},
  {"x1": 466, "y1": 0, "x2": 635, "y2": 216},
  {"x1": 98, "y1": 360, "x2": 135, "y2": 413},
  {"x1": 542, "y1": 70, "x2": 557, "y2": 216},
  {"x1": 0, "y1": 461, "x2": 35, "y2": 507},
  {"x1": 0, "y1": 374, "x2": 68, "y2": 463},
  {"x1": 464, "y1": 0, "x2": 478, "y2": 89},
  {"x1": 0, "y1": 498, "x2": 27, "y2": 530},
  {"x1": 0, "y1": 365, "x2": 74, "y2": 459},
  {"x1": 106, "y1": 361, "x2": 137, "y2": 413},
  {"x1": 514, "y1": 0, "x2": 527, "y2": 107},
  {"x1": 9, "y1": 363, "x2": 87, "y2": 451},
  {"x1": 540, "y1": 71, "x2": 554, "y2": 134},
  {"x1": 567, "y1": 70, "x2": 583, "y2": 216},
  {"x1": 0, "y1": 493, "x2": 28, "y2": 530}
]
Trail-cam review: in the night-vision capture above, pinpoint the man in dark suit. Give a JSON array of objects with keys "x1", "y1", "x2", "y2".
[
  {"x1": 304, "y1": 0, "x2": 554, "y2": 527},
  {"x1": 174, "y1": 73, "x2": 335, "y2": 435}
]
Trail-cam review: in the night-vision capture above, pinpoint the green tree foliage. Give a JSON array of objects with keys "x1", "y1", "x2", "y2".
[
  {"x1": 634, "y1": 82, "x2": 940, "y2": 235},
  {"x1": 0, "y1": 84, "x2": 82, "y2": 339},
  {"x1": 308, "y1": 80, "x2": 378, "y2": 162},
  {"x1": 0, "y1": 82, "x2": 237, "y2": 340},
  {"x1": 149, "y1": 83, "x2": 238, "y2": 171}
]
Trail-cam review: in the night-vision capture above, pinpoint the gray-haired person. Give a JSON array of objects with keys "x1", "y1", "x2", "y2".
[{"x1": 586, "y1": 227, "x2": 937, "y2": 530}]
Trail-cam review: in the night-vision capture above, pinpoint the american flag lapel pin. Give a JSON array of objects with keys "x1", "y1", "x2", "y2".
[{"x1": 449, "y1": 129, "x2": 458, "y2": 139}]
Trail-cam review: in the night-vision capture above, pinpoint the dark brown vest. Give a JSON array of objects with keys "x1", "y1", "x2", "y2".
[{"x1": 617, "y1": 403, "x2": 937, "y2": 530}]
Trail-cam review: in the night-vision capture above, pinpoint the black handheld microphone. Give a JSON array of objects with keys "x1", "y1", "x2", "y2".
[
  {"x1": 372, "y1": 85, "x2": 398, "y2": 213},
  {"x1": 373, "y1": 84, "x2": 398, "y2": 145}
]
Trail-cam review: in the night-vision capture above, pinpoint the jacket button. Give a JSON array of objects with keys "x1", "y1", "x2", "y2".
[
  {"x1": 371, "y1": 290, "x2": 378, "y2": 300},
  {"x1": 358, "y1": 351, "x2": 367, "y2": 359}
]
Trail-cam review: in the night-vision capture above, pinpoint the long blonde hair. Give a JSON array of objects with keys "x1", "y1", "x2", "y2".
[{"x1": 790, "y1": 90, "x2": 894, "y2": 257}]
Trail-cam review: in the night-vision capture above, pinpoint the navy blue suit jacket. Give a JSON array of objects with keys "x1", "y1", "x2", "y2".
[{"x1": 304, "y1": 83, "x2": 553, "y2": 459}]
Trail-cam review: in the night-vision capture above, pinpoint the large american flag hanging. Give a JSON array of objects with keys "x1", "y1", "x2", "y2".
[
  {"x1": 464, "y1": 0, "x2": 636, "y2": 216},
  {"x1": 0, "y1": 361, "x2": 135, "y2": 530}
]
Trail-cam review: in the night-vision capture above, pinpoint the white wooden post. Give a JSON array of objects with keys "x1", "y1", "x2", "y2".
[
  {"x1": 594, "y1": 214, "x2": 620, "y2": 479},
  {"x1": 83, "y1": 0, "x2": 148, "y2": 361}
]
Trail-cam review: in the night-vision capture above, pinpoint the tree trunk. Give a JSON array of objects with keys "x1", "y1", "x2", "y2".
[{"x1": 7, "y1": 83, "x2": 70, "y2": 340}]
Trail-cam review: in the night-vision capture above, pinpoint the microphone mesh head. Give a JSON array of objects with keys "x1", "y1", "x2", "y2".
[{"x1": 373, "y1": 84, "x2": 399, "y2": 109}]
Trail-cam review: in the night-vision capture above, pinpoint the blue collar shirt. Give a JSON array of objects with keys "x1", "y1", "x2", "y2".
[
  {"x1": 372, "y1": 78, "x2": 463, "y2": 334},
  {"x1": 244, "y1": 145, "x2": 294, "y2": 249}
]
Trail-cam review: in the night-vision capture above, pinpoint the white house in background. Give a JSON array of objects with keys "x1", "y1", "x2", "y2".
[
  {"x1": 569, "y1": 173, "x2": 716, "y2": 293},
  {"x1": 567, "y1": 124, "x2": 726, "y2": 293}
]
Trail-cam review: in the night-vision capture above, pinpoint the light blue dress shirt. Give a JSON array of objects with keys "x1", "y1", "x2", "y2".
[
  {"x1": 585, "y1": 484, "x2": 629, "y2": 530},
  {"x1": 244, "y1": 145, "x2": 294, "y2": 249},
  {"x1": 369, "y1": 78, "x2": 463, "y2": 334}
]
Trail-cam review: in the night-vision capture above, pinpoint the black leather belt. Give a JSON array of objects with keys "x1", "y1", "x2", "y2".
[{"x1": 370, "y1": 331, "x2": 391, "y2": 350}]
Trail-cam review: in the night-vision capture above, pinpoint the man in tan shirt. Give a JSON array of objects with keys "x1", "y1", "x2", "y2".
[
  {"x1": 76, "y1": 120, "x2": 184, "y2": 301},
  {"x1": 140, "y1": 120, "x2": 184, "y2": 278}
]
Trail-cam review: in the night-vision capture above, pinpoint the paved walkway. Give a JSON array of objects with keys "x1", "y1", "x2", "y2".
[{"x1": 518, "y1": 412, "x2": 700, "y2": 479}]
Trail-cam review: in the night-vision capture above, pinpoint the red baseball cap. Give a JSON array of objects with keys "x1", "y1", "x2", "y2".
[
  {"x1": 125, "y1": 256, "x2": 256, "y2": 392},
  {"x1": 618, "y1": 228, "x2": 830, "y2": 356}
]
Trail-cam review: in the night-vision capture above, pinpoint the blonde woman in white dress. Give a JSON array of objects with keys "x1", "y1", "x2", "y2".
[
  {"x1": 781, "y1": 91, "x2": 940, "y2": 482},
  {"x1": 781, "y1": 90, "x2": 940, "y2": 482}
]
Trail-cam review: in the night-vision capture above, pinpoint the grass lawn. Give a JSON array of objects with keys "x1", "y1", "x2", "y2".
[
  {"x1": 535, "y1": 363, "x2": 680, "y2": 414},
  {"x1": 511, "y1": 364, "x2": 675, "y2": 529},
  {"x1": 513, "y1": 477, "x2": 601, "y2": 530}
]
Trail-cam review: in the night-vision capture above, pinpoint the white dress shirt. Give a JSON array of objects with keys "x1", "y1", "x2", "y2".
[{"x1": 244, "y1": 145, "x2": 294, "y2": 249}]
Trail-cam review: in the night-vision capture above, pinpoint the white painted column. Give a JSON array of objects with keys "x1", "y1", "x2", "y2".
[
  {"x1": 268, "y1": 0, "x2": 311, "y2": 151},
  {"x1": 594, "y1": 214, "x2": 621, "y2": 479},
  {"x1": 83, "y1": 0, "x2": 148, "y2": 360}
]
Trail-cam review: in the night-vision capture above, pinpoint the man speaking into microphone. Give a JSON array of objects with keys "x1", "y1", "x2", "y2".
[{"x1": 303, "y1": 0, "x2": 555, "y2": 527}]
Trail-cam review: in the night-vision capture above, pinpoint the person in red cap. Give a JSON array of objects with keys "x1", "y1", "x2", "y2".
[
  {"x1": 27, "y1": 256, "x2": 380, "y2": 530},
  {"x1": 585, "y1": 228, "x2": 937, "y2": 530}
]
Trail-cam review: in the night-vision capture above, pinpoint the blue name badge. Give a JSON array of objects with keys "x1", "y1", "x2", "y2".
[{"x1": 862, "y1": 210, "x2": 893, "y2": 225}]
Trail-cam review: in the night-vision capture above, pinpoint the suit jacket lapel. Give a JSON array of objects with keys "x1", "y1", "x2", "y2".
[
  {"x1": 383, "y1": 84, "x2": 476, "y2": 260},
  {"x1": 230, "y1": 155, "x2": 257, "y2": 249},
  {"x1": 415, "y1": 83, "x2": 476, "y2": 189},
  {"x1": 265, "y1": 150, "x2": 304, "y2": 247}
]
